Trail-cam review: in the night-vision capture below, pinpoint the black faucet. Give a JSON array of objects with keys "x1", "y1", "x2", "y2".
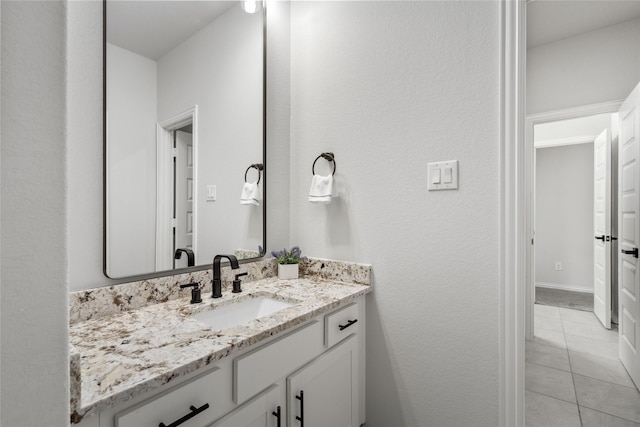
[
  {"x1": 233, "y1": 272, "x2": 248, "y2": 293},
  {"x1": 174, "y1": 248, "x2": 195, "y2": 267},
  {"x1": 212, "y1": 255, "x2": 239, "y2": 298},
  {"x1": 180, "y1": 282, "x2": 202, "y2": 304}
]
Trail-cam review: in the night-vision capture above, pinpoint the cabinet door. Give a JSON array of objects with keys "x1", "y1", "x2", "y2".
[
  {"x1": 288, "y1": 336, "x2": 359, "y2": 427},
  {"x1": 208, "y1": 384, "x2": 282, "y2": 427}
]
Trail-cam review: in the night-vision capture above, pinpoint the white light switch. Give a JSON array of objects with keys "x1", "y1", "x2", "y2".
[
  {"x1": 443, "y1": 167, "x2": 452, "y2": 184},
  {"x1": 432, "y1": 168, "x2": 441, "y2": 184},
  {"x1": 427, "y1": 160, "x2": 459, "y2": 191},
  {"x1": 206, "y1": 185, "x2": 217, "y2": 201}
]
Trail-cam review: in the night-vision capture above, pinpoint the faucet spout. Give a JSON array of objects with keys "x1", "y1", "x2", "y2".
[{"x1": 212, "y1": 255, "x2": 239, "y2": 298}]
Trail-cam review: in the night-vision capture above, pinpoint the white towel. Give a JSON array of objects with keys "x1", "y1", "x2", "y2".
[
  {"x1": 308, "y1": 174, "x2": 334, "y2": 204},
  {"x1": 240, "y1": 182, "x2": 262, "y2": 206}
]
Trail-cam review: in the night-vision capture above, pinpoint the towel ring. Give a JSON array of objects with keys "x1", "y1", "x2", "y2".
[
  {"x1": 244, "y1": 163, "x2": 264, "y2": 184},
  {"x1": 312, "y1": 152, "x2": 336, "y2": 176}
]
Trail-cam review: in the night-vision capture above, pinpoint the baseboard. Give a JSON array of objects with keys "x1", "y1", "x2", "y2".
[{"x1": 536, "y1": 282, "x2": 594, "y2": 294}]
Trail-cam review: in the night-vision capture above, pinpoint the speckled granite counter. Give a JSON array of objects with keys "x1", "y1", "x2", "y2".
[{"x1": 69, "y1": 259, "x2": 371, "y2": 423}]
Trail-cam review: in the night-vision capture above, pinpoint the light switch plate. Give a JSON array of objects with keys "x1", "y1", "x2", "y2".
[
  {"x1": 427, "y1": 160, "x2": 459, "y2": 191},
  {"x1": 206, "y1": 185, "x2": 217, "y2": 201}
]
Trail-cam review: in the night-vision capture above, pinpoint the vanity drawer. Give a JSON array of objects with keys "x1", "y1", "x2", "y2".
[
  {"x1": 234, "y1": 320, "x2": 323, "y2": 404},
  {"x1": 325, "y1": 302, "x2": 360, "y2": 348},
  {"x1": 115, "y1": 367, "x2": 229, "y2": 427}
]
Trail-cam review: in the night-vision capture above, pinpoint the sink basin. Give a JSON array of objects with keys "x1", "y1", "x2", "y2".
[{"x1": 191, "y1": 297, "x2": 295, "y2": 330}]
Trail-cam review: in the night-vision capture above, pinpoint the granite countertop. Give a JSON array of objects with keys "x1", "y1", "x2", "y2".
[{"x1": 69, "y1": 271, "x2": 371, "y2": 423}]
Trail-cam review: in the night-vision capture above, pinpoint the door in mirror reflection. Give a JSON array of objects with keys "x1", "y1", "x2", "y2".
[{"x1": 105, "y1": 1, "x2": 265, "y2": 278}]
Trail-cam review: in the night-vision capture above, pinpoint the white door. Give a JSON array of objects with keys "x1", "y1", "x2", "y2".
[
  {"x1": 594, "y1": 129, "x2": 612, "y2": 329},
  {"x1": 208, "y1": 385, "x2": 281, "y2": 427},
  {"x1": 287, "y1": 336, "x2": 358, "y2": 427},
  {"x1": 175, "y1": 130, "x2": 194, "y2": 268},
  {"x1": 618, "y1": 82, "x2": 640, "y2": 388}
]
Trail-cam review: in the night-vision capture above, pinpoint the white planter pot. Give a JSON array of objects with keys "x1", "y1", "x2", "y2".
[{"x1": 278, "y1": 263, "x2": 299, "y2": 280}]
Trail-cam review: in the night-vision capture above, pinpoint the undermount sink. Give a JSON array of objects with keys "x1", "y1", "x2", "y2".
[{"x1": 191, "y1": 296, "x2": 295, "y2": 330}]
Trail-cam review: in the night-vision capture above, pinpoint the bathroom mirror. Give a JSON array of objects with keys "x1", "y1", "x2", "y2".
[{"x1": 104, "y1": 0, "x2": 266, "y2": 279}]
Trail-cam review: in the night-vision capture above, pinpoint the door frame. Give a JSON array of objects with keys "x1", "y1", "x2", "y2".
[
  {"x1": 156, "y1": 105, "x2": 199, "y2": 271},
  {"x1": 524, "y1": 101, "x2": 622, "y2": 338}
]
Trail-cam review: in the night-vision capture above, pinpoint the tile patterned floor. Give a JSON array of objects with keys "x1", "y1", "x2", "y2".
[{"x1": 526, "y1": 304, "x2": 640, "y2": 427}]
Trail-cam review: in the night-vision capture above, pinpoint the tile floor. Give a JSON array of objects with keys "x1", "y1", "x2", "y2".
[{"x1": 525, "y1": 304, "x2": 640, "y2": 427}]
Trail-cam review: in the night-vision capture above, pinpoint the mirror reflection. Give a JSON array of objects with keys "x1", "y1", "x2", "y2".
[{"x1": 105, "y1": 1, "x2": 265, "y2": 279}]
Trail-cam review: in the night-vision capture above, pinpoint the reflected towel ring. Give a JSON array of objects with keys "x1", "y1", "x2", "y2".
[
  {"x1": 312, "y1": 152, "x2": 336, "y2": 176},
  {"x1": 244, "y1": 163, "x2": 264, "y2": 184}
]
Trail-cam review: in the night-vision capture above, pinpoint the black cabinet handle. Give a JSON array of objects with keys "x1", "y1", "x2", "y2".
[
  {"x1": 621, "y1": 248, "x2": 639, "y2": 258},
  {"x1": 595, "y1": 235, "x2": 605, "y2": 241},
  {"x1": 158, "y1": 403, "x2": 210, "y2": 427},
  {"x1": 296, "y1": 390, "x2": 304, "y2": 426},
  {"x1": 339, "y1": 319, "x2": 358, "y2": 331},
  {"x1": 272, "y1": 405, "x2": 281, "y2": 427}
]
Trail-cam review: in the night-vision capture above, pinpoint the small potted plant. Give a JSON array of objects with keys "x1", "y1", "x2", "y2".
[{"x1": 272, "y1": 246, "x2": 305, "y2": 279}]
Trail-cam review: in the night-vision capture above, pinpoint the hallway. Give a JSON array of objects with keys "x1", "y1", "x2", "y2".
[{"x1": 525, "y1": 304, "x2": 640, "y2": 426}]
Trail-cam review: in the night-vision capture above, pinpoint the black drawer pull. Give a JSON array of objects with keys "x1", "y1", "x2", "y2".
[
  {"x1": 159, "y1": 403, "x2": 210, "y2": 427},
  {"x1": 296, "y1": 391, "x2": 304, "y2": 426},
  {"x1": 339, "y1": 319, "x2": 358, "y2": 331},
  {"x1": 621, "y1": 248, "x2": 639, "y2": 258},
  {"x1": 272, "y1": 405, "x2": 281, "y2": 427},
  {"x1": 595, "y1": 235, "x2": 605, "y2": 241}
]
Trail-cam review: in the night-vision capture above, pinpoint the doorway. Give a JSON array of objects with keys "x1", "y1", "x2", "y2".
[
  {"x1": 523, "y1": 105, "x2": 640, "y2": 426},
  {"x1": 532, "y1": 113, "x2": 618, "y2": 320},
  {"x1": 500, "y1": 1, "x2": 640, "y2": 425},
  {"x1": 156, "y1": 105, "x2": 199, "y2": 272}
]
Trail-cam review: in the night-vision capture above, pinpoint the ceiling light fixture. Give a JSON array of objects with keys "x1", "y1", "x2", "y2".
[{"x1": 241, "y1": 0, "x2": 258, "y2": 14}]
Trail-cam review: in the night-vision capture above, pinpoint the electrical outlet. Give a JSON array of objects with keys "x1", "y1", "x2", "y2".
[{"x1": 554, "y1": 262, "x2": 563, "y2": 271}]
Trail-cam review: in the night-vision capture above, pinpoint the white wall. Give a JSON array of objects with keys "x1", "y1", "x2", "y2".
[
  {"x1": 157, "y1": 4, "x2": 264, "y2": 265},
  {"x1": 106, "y1": 43, "x2": 158, "y2": 277},
  {"x1": 527, "y1": 18, "x2": 640, "y2": 115},
  {"x1": 289, "y1": 2, "x2": 500, "y2": 425},
  {"x1": 0, "y1": 1, "x2": 69, "y2": 425},
  {"x1": 536, "y1": 143, "x2": 595, "y2": 292}
]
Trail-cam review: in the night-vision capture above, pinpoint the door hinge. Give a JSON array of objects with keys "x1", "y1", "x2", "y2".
[
  {"x1": 171, "y1": 218, "x2": 177, "y2": 228},
  {"x1": 531, "y1": 238, "x2": 534, "y2": 245},
  {"x1": 172, "y1": 148, "x2": 177, "y2": 158}
]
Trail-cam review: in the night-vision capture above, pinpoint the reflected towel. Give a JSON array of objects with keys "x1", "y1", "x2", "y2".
[
  {"x1": 308, "y1": 174, "x2": 334, "y2": 204},
  {"x1": 240, "y1": 182, "x2": 262, "y2": 206}
]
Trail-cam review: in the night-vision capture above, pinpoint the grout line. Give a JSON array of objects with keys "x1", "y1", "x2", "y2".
[
  {"x1": 523, "y1": 385, "x2": 579, "y2": 406},
  {"x1": 564, "y1": 323, "x2": 583, "y2": 427},
  {"x1": 577, "y1": 404, "x2": 640, "y2": 425}
]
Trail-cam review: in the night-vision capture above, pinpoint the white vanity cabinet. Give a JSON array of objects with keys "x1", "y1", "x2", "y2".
[{"x1": 92, "y1": 297, "x2": 364, "y2": 427}]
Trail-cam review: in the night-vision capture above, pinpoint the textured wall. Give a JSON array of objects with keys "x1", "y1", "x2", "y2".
[
  {"x1": 527, "y1": 18, "x2": 640, "y2": 115},
  {"x1": 1, "y1": 1, "x2": 69, "y2": 425},
  {"x1": 289, "y1": 2, "x2": 500, "y2": 425},
  {"x1": 67, "y1": 0, "x2": 106, "y2": 291},
  {"x1": 536, "y1": 144, "x2": 595, "y2": 291}
]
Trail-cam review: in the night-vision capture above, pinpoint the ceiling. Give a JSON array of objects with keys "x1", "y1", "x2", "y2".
[
  {"x1": 107, "y1": 1, "x2": 236, "y2": 61},
  {"x1": 527, "y1": 0, "x2": 640, "y2": 49}
]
